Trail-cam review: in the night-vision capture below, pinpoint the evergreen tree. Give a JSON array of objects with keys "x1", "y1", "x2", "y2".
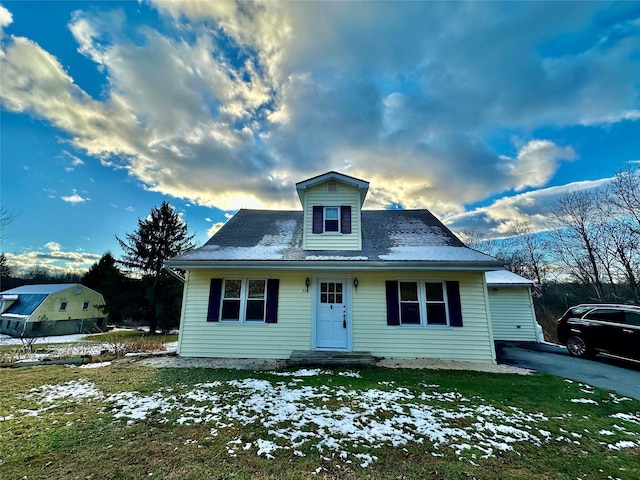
[
  {"x1": 116, "y1": 202, "x2": 195, "y2": 333},
  {"x1": 81, "y1": 253, "x2": 128, "y2": 325}
]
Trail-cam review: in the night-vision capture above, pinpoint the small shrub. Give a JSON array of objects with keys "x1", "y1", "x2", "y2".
[{"x1": 96, "y1": 332, "x2": 167, "y2": 357}]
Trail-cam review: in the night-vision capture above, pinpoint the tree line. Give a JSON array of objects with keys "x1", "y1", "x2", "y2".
[
  {"x1": 463, "y1": 163, "x2": 640, "y2": 306},
  {"x1": 1, "y1": 202, "x2": 194, "y2": 334}
]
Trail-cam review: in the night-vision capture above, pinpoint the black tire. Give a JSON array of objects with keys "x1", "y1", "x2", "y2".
[{"x1": 566, "y1": 335, "x2": 592, "y2": 358}]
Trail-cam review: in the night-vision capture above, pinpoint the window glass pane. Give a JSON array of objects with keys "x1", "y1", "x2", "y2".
[
  {"x1": 224, "y1": 280, "x2": 242, "y2": 299},
  {"x1": 399, "y1": 282, "x2": 418, "y2": 302},
  {"x1": 401, "y1": 304, "x2": 421, "y2": 324},
  {"x1": 321, "y1": 293, "x2": 328, "y2": 303},
  {"x1": 626, "y1": 313, "x2": 640, "y2": 326},
  {"x1": 425, "y1": 282, "x2": 444, "y2": 301},
  {"x1": 585, "y1": 310, "x2": 621, "y2": 323},
  {"x1": 321, "y1": 283, "x2": 328, "y2": 292},
  {"x1": 329, "y1": 283, "x2": 335, "y2": 292},
  {"x1": 328, "y1": 294, "x2": 335, "y2": 303},
  {"x1": 336, "y1": 283, "x2": 342, "y2": 293},
  {"x1": 246, "y1": 300, "x2": 265, "y2": 321},
  {"x1": 247, "y1": 279, "x2": 265, "y2": 298},
  {"x1": 325, "y1": 207, "x2": 339, "y2": 219},
  {"x1": 221, "y1": 300, "x2": 240, "y2": 320},
  {"x1": 336, "y1": 294, "x2": 343, "y2": 304},
  {"x1": 426, "y1": 304, "x2": 447, "y2": 325},
  {"x1": 325, "y1": 220, "x2": 339, "y2": 231}
]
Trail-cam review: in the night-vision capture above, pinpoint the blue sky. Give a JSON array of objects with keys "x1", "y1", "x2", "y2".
[{"x1": 1, "y1": 1, "x2": 639, "y2": 276}]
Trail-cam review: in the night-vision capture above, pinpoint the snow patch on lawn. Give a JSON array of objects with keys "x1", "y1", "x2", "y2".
[
  {"x1": 12, "y1": 377, "x2": 640, "y2": 467},
  {"x1": 571, "y1": 398, "x2": 599, "y2": 404},
  {"x1": 26, "y1": 379, "x2": 103, "y2": 403}
]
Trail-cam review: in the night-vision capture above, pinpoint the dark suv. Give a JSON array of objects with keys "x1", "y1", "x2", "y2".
[{"x1": 557, "y1": 304, "x2": 640, "y2": 360}]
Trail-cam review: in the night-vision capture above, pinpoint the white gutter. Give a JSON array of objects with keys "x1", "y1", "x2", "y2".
[
  {"x1": 162, "y1": 266, "x2": 186, "y2": 283},
  {"x1": 165, "y1": 260, "x2": 505, "y2": 272}
]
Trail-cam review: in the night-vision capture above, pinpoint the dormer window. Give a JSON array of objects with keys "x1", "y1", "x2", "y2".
[
  {"x1": 313, "y1": 205, "x2": 352, "y2": 234},
  {"x1": 324, "y1": 207, "x2": 340, "y2": 232}
]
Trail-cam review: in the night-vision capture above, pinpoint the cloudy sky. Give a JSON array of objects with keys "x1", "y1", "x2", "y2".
[{"x1": 1, "y1": 1, "x2": 639, "y2": 276}]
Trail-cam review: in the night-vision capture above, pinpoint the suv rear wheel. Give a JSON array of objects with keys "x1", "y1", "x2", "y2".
[{"x1": 566, "y1": 335, "x2": 591, "y2": 358}]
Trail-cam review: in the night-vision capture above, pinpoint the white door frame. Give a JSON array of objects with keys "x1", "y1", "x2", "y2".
[{"x1": 311, "y1": 274, "x2": 352, "y2": 351}]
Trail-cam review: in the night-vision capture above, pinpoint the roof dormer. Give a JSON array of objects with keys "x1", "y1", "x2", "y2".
[{"x1": 296, "y1": 171, "x2": 369, "y2": 251}]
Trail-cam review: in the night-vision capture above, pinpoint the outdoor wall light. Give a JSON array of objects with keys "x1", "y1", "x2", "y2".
[
  {"x1": 353, "y1": 277, "x2": 359, "y2": 292},
  {"x1": 305, "y1": 277, "x2": 311, "y2": 292}
]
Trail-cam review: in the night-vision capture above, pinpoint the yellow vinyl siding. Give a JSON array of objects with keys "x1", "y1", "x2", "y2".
[
  {"x1": 178, "y1": 269, "x2": 496, "y2": 362},
  {"x1": 302, "y1": 182, "x2": 362, "y2": 250},
  {"x1": 178, "y1": 270, "x2": 313, "y2": 358},
  {"x1": 30, "y1": 286, "x2": 105, "y2": 322},
  {"x1": 488, "y1": 287, "x2": 538, "y2": 342},
  {"x1": 351, "y1": 271, "x2": 495, "y2": 363}
]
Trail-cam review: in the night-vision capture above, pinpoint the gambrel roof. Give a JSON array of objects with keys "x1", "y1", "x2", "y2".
[{"x1": 167, "y1": 209, "x2": 502, "y2": 271}]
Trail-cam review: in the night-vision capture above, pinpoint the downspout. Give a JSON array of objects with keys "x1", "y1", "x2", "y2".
[{"x1": 163, "y1": 264, "x2": 187, "y2": 357}]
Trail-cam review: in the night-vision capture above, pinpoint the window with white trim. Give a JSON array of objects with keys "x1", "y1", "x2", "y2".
[
  {"x1": 82, "y1": 301, "x2": 90, "y2": 311},
  {"x1": 398, "y1": 281, "x2": 450, "y2": 326},
  {"x1": 59, "y1": 302, "x2": 68, "y2": 312},
  {"x1": 220, "y1": 278, "x2": 267, "y2": 323},
  {"x1": 324, "y1": 207, "x2": 340, "y2": 232}
]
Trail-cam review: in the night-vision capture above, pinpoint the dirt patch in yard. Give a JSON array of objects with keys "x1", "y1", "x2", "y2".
[{"x1": 132, "y1": 353, "x2": 532, "y2": 374}]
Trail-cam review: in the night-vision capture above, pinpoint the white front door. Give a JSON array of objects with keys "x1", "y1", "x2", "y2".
[{"x1": 316, "y1": 279, "x2": 349, "y2": 350}]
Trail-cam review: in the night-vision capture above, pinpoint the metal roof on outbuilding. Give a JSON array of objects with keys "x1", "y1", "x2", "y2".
[
  {"x1": 1, "y1": 294, "x2": 48, "y2": 316},
  {"x1": 1, "y1": 284, "x2": 79, "y2": 295}
]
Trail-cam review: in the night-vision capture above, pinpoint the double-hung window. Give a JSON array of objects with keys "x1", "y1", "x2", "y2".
[
  {"x1": 220, "y1": 278, "x2": 267, "y2": 323},
  {"x1": 312, "y1": 206, "x2": 352, "y2": 234},
  {"x1": 397, "y1": 281, "x2": 450, "y2": 326},
  {"x1": 324, "y1": 207, "x2": 340, "y2": 232}
]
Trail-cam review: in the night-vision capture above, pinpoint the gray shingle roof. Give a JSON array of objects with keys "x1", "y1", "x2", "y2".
[{"x1": 168, "y1": 209, "x2": 502, "y2": 269}]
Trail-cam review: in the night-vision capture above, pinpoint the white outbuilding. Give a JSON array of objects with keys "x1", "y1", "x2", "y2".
[{"x1": 485, "y1": 270, "x2": 543, "y2": 343}]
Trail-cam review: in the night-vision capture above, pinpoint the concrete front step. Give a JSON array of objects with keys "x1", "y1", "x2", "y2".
[{"x1": 287, "y1": 350, "x2": 376, "y2": 367}]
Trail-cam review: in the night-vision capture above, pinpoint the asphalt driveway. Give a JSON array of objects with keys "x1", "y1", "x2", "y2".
[{"x1": 496, "y1": 341, "x2": 640, "y2": 400}]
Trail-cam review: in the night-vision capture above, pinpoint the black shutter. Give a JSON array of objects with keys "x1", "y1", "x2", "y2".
[
  {"x1": 340, "y1": 205, "x2": 352, "y2": 234},
  {"x1": 265, "y1": 279, "x2": 279, "y2": 324},
  {"x1": 446, "y1": 281, "x2": 463, "y2": 327},
  {"x1": 312, "y1": 206, "x2": 323, "y2": 234},
  {"x1": 385, "y1": 280, "x2": 400, "y2": 326},
  {"x1": 207, "y1": 278, "x2": 223, "y2": 322}
]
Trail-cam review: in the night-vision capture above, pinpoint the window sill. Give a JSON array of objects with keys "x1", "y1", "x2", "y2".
[{"x1": 397, "y1": 324, "x2": 452, "y2": 329}]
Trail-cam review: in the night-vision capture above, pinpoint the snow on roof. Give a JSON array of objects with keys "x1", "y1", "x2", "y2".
[
  {"x1": 168, "y1": 209, "x2": 503, "y2": 268},
  {"x1": 1, "y1": 284, "x2": 81, "y2": 295},
  {"x1": 379, "y1": 246, "x2": 498, "y2": 262},
  {"x1": 485, "y1": 270, "x2": 533, "y2": 286}
]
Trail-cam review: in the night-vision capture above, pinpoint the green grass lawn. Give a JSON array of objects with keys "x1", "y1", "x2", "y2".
[{"x1": 0, "y1": 363, "x2": 638, "y2": 479}]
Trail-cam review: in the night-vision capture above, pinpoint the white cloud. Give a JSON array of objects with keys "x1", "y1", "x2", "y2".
[
  {"x1": 61, "y1": 190, "x2": 89, "y2": 203},
  {"x1": 0, "y1": 4, "x2": 12, "y2": 30},
  {"x1": 1, "y1": 2, "x2": 638, "y2": 217},
  {"x1": 444, "y1": 178, "x2": 611, "y2": 237},
  {"x1": 5, "y1": 243, "x2": 101, "y2": 276},
  {"x1": 207, "y1": 222, "x2": 225, "y2": 238},
  {"x1": 499, "y1": 140, "x2": 577, "y2": 192}
]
